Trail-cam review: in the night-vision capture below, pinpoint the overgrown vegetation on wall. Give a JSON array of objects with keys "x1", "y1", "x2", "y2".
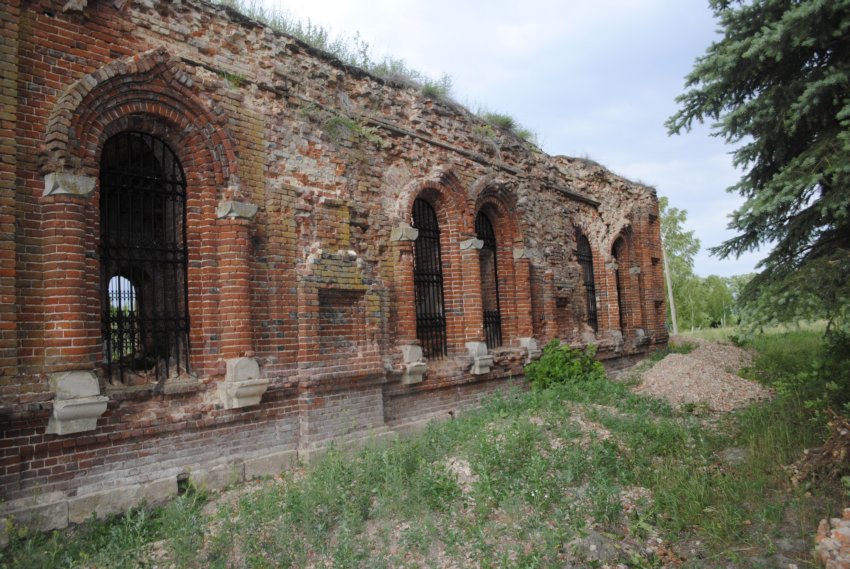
[{"x1": 212, "y1": 0, "x2": 537, "y2": 143}]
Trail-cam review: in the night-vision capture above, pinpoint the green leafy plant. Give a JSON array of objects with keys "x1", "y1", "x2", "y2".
[{"x1": 524, "y1": 340, "x2": 606, "y2": 389}]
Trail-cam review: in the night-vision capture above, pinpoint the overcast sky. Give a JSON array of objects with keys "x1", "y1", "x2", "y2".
[{"x1": 258, "y1": 0, "x2": 764, "y2": 277}]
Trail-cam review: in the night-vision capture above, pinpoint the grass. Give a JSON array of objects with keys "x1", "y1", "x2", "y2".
[{"x1": 3, "y1": 329, "x2": 842, "y2": 568}]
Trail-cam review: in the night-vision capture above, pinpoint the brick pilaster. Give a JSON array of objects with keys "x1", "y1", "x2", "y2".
[
  {"x1": 512, "y1": 249, "x2": 534, "y2": 339},
  {"x1": 0, "y1": 1, "x2": 20, "y2": 381},
  {"x1": 41, "y1": 191, "x2": 98, "y2": 372},
  {"x1": 216, "y1": 201, "x2": 257, "y2": 359}
]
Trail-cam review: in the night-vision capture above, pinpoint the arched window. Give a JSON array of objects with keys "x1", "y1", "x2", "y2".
[
  {"x1": 577, "y1": 234, "x2": 598, "y2": 332},
  {"x1": 612, "y1": 238, "x2": 627, "y2": 331},
  {"x1": 412, "y1": 198, "x2": 447, "y2": 359},
  {"x1": 475, "y1": 211, "x2": 502, "y2": 348},
  {"x1": 100, "y1": 132, "x2": 190, "y2": 383}
]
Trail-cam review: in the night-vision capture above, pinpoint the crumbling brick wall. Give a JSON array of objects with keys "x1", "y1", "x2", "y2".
[{"x1": 0, "y1": 0, "x2": 667, "y2": 530}]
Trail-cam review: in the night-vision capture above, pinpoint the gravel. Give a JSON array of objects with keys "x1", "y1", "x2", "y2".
[{"x1": 634, "y1": 336, "x2": 774, "y2": 412}]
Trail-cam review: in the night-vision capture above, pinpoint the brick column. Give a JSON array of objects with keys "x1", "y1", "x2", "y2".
[
  {"x1": 41, "y1": 173, "x2": 108, "y2": 435},
  {"x1": 215, "y1": 200, "x2": 258, "y2": 360},
  {"x1": 390, "y1": 223, "x2": 418, "y2": 346},
  {"x1": 42, "y1": 173, "x2": 98, "y2": 372},
  {"x1": 512, "y1": 248, "x2": 534, "y2": 339},
  {"x1": 215, "y1": 200, "x2": 268, "y2": 410},
  {"x1": 390, "y1": 223, "x2": 426, "y2": 384},
  {"x1": 542, "y1": 269, "x2": 559, "y2": 340},
  {"x1": 0, "y1": 1, "x2": 20, "y2": 381},
  {"x1": 459, "y1": 237, "x2": 485, "y2": 344}
]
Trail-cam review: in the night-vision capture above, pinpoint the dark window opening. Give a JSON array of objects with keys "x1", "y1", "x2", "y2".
[
  {"x1": 613, "y1": 238, "x2": 627, "y2": 331},
  {"x1": 577, "y1": 235, "x2": 598, "y2": 332},
  {"x1": 412, "y1": 198, "x2": 447, "y2": 359},
  {"x1": 476, "y1": 211, "x2": 502, "y2": 349},
  {"x1": 100, "y1": 131, "x2": 190, "y2": 384}
]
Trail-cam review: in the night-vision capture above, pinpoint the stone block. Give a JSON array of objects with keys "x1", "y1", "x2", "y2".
[
  {"x1": 1, "y1": 491, "x2": 69, "y2": 535},
  {"x1": 46, "y1": 370, "x2": 108, "y2": 435},
  {"x1": 390, "y1": 223, "x2": 419, "y2": 242},
  {"x1": 48, "y1": 370, "x2": 99, "y2": 398},
  {"x1": 244, "y1": 450, "x2": 297, "y2": 479},
  {"x1": 459, "y1": 238, "x2": 483, "y2": 250},
  {"x1": 216, "y1": 200, "x2": 258, "y2": 220},
  {"x1": 47, "y1": 396, "x2": 109, "y2": 435},
  {"x1": 68, "y1": 478, "x2": 175, "y2": 524},
  {"x1": 466, "y1": 342, "x2": 494, "y2": 375},
  {"x1": 43, "y1": 172, "x2": 97, "y2": 197},
  {"x1": 519, "y1": 337, "x2": 542, "y2": 363},
  {"x1": 400, "y1": 344, "x2": 427, "y2": 384},
  {"x1": 190, "y1": 462, "x2": 244, "y2": 490},
  {"x1": 219, "y1": 357, "x2": 269, "y2": 409}
]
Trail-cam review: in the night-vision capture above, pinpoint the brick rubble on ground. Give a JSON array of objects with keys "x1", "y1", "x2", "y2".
[
  {"x1": 635, "y1": 337, "x2": 773, "y2": 412},
  {"x1": 815, "y1": 508, "x2": 850, "y2": 569}
]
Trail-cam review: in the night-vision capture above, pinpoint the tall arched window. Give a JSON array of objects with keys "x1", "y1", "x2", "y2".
[
  {"x1": 100, "y1": 132, "x2": 190, "y2": 383},
  {"x1": 577, "y1": 234, "x2": 598, "y2": 332},
  {"x1": 476, "y1": 211, "x2": 502, "y2": 348},
  {"x1": 612, "y1": 238, "x2": 627, "y2": 331},
  {"x1": 412, "y1": 198, "x2": 447, "y2": 359}
]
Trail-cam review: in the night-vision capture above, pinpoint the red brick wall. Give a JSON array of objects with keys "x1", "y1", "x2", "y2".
[{"x1": 1, "y1": 0, "x2": 667, "y2": 526}]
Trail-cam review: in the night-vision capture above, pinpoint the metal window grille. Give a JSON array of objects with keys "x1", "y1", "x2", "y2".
[
  {"x1": 577, "y1": 235, "x2": 598, "y2": 332},
  {"x1": 475, "y1": 211, "x2": 502, "y2": 349},
  {"x1": 100, "y1": 131, "x2": 190, "y2": 384},
  {"x1": 412, "y1": 198, "x2": 447, "y2": 359},
  {"x1": 613, "y1": 239, "x2": 626, "y2": 331}
]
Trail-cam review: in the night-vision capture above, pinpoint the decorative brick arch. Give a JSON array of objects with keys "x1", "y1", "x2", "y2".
[
  {"x1": 571, "y1": 225, "x2": 601, "y2": 335},
  {"x1": 472, "y1": 182, "x2": 533, "y2": 346},
  {"x1": 43, "y1": 47, "x2": 237, "y2": 192},
  {"x1": 39, "y1": 47, "x2": 253, "y2": 386},
  {"x1": 610, "y1": 226, "x2": 644, "y2": 333},
  {"x1": 394, "y1": 169, "x2": 466, "y2": 225}
]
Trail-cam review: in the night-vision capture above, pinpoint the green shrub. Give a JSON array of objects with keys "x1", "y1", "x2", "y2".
[{"x1": 524, "y1": 340, "x2": 606, "y2": 389}]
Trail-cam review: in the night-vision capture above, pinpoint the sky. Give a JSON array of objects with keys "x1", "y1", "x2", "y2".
[{"x1": 258, "y1": 0, "x2": 765, "y2": 278}]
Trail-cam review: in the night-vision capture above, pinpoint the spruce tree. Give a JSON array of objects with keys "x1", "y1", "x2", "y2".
[{"x1": 668, "y1": 0, "x2": 850, "y2": 328}]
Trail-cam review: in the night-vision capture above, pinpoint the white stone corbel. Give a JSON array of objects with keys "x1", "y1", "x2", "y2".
[
  {"x1": 46, "y1": 371, "x2": 108, "y2": 436},
  {"x1": 460, "y1": 238, "x2": 484, "y2": 251},
  {"x1": 400, "y1": 344, "x2": 427, "y2": 384},
  {"x1": 219, "y1": 357, "x2": 269, "y2": 409},
  {"x1": 518, "y1": 337, "x2": 542, "y2": 364},
  {"x1": 466, "y1": 341, "x2": 494, "y2": 375},
  {"x1": 43, "y1": 172, "x2": 96, "y2": 197},
  {"x1": 606, "y1": 261, "x2": 619, "y2": 271},
  {"x1": 629, "y1": 266, "x2": 641, "y2": 275},
  {"x1": 216, "y1": 200, "x2": 259, "y2": 220},
  {"x1": 513, "y1": 247, "x2": 531, "y2": 260},
  {"x1": 390, "y1": 223, "x2": 419, "y2": 242}
]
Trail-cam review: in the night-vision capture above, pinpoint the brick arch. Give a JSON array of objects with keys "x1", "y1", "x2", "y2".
[
  {"x1": 610, "y1": 227, "x2": 644, "y2": 333},
  {"x1": 470, "y1": 183, "x2": 538, "y2": 346},
  {"x1": 396, "y1": 168, "x2": 470, "y2": 232},
  {"x1": 43, "y1": 47, "x2": 237, "y2": 193},
  {"x1": 470, "y1": 177, "x2": 528, "y2": 246}
]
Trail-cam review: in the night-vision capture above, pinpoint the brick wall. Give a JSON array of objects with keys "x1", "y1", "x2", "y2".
[{"x1": 0, "y1": 0, "x2": 666, "y2": 529}]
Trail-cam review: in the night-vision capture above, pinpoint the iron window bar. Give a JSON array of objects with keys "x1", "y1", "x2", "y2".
[
  {"x1": 475, "y1": 211, "x2": 502, "y2": 349},
  {"x1": 613, "y1": 240, "x2": 626, "y2": 331},
  {"x1": 412, "y1": 198, "x2": 448, "y2": 359},
  {"x1": 577, "y1": 235, "x2": 598, "y2": 332},
  {"x1": 100, "y1": 131, "x2": 191, "y2": 385}
]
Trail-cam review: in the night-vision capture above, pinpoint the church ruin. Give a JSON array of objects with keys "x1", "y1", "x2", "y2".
[{"x1": 0, "y1": 0, "x2": 667, "y2": 530}]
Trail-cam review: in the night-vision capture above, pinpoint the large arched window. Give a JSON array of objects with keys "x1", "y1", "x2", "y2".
[
  {"x1": 476, "y1": 211, "x2": 502, "y2": 348},
  {"x1": 412, "y1": 198, "x2": 447, "y2": 359},
  {"x1": 577, "y1": 234, "x2": 598, "y2": 332},
  {"x1": 612, "y1": 238, "x2": 627, "y2": 331},
  {"x1": 100, "y1": 132, "x2": 190, "y2": 383}
]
